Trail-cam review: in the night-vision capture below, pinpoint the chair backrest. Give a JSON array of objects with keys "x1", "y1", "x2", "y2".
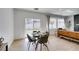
[
  {"x1": 27, "y1": 34, "x2": 33, "y2": 42},
  {"x1": 45, "y1": 32, "x2": 49, "y2": 36},
  {"x1": 37, "y1": 31, "x2": 40, "y2": 33},
  {"x1": 33, "y1": 31, "x2": 37, "y2": 33},
  {"x1": 38, "y1": 34, "x2": 49, "y2": 44},
  {"x1": 33, "y1": 31, "x2": 37, "y2": 35}
]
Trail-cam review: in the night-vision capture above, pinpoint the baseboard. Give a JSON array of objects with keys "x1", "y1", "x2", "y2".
[
  {"x1": 8, "y1": 39, "x2": 14, "y2": 48},
  {"x1": 14, "y1": 38, "x2": 25, "y2": 41}
]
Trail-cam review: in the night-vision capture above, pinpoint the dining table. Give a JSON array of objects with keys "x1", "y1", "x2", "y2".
[
  {"x1": 27, "y1": 31, "x2": 48, "y2": 50},
  {"x1": 28, "y1": 32, "x2": 41, "y2": 41}
]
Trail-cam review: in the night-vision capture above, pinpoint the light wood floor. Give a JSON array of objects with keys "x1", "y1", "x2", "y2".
[{"x1": 9, "y1": 36, "x2": 79, "y2": 51}]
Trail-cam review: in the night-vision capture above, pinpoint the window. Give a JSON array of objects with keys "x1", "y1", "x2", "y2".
[
  {"x1": 25, "y1": 18, "x2": 33, "y2": 30},
  {"x1": 49, "y1": 17, "x2": 65, "y2": 35},
  {"x1": 33, "y1": 19, "x2": 40, "y2": 30},
  {"x1": 58, "y1": 18, "x2": 65, "y2": 28},
  {"x1": 25, "y1": 18, "x2": 40, "y2": 34},
  {"x1": 49, "y1": 17, "x2": 65, "y2": 29},
  {"x1": 49, "y1": 17, "x2": 56, "y2": 30}
]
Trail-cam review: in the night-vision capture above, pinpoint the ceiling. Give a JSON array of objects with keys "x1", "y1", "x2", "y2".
[{"x1": 19, "y1": 8, "x2": 79, "y2": 16}]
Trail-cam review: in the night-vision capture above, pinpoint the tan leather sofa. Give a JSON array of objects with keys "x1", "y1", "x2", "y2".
[{"x1": 58, "y1": 30, "x2": 79, "y2": 42}]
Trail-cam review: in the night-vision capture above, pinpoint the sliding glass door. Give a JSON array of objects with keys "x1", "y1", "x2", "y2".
[{"x1": 49, "y1": 17, "x2": 65, "y2": 35}]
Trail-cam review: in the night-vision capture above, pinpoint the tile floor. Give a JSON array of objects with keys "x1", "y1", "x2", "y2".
[{"x1": 9, "y1": 36, "x2": 79, "y2": 51}]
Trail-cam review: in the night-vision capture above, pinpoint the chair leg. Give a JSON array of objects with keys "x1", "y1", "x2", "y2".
[
  {"x1": 28, "y1": 42, "x2": 31, "y2": 51},
  {"x1": 40, "y1": 44, "x2": 42, "y2": 51},
  {"x1": 35, "y1": 42, "x2": 39, "y2": 51},
  {"x1": 43, "y1": 43, "x2": 49, "y2": 51}
]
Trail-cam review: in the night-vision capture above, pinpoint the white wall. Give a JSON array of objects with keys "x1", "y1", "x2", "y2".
[
  {"x1": 14, "y1": 9, "x2": 48, "y2": 39},
  {"x1": 64, "y1": 16, "x2": 74, "y2": 31},
  {"x1": 0, "y1": 8, "x2": 14, "y2": 47}
]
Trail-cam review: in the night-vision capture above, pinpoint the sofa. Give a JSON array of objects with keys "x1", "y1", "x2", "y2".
[{"x1": 57, "y1": 30, "x2": 79, "y2": 42}]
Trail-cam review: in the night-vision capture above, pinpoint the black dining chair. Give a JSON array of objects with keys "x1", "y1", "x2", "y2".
[
  {"x1": 27, "y1": 34, "x2": 36, "y2": 50},
  {"x1": 33, "y1": 31, "x2": 37, "y2": 34},
  {"x1": 45, "y1": 31, "x2": 49, "y2": 36},
  {"x1": 37, "y1": 31, "x2": 40, "y2": 34},
  {"x1": 35, "y1": 33, "x2": 49, "y2": 51},
  {"x1": 33, "y1": 31, "x2": 37, "y2": 36}
]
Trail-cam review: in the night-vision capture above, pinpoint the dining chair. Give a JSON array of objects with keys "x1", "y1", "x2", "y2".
[
  {"x1": 33, "y1": 31, "x2": 37, "y2": 34},
  {"x1": 37, "y1": 31, "x2": 40, "y2": 34},
  {"x1": 35, "y1": 33, "x2": 49, "y2": 51},
  {"x1": 27, "y1": 34, "x2": 36, "y2": 50},
  {"x1": 45, "y1": 31, "x2": 49, "y2": 36}
]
